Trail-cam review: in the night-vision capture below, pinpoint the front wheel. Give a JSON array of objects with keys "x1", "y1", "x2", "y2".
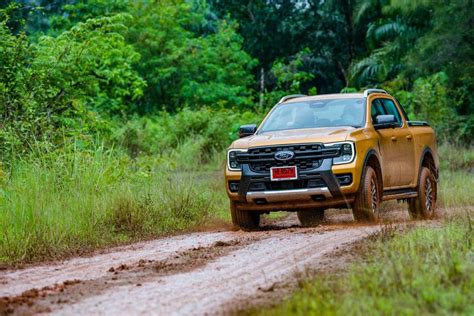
[
  {"x1": 408, "y1": 167, "x2": 437, "y2": 219},
  {"x1": 230, "y1": 201, "x2": 260, "y2": 231},
  {"x1": 352, "y1": 166, "x2": 380, "y2": 222},
  {"x1": 297, "y1": 209, "x2": 325, "y2": 227}
]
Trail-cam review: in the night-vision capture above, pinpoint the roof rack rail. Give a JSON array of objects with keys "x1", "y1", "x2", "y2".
[
  {"x1": 278, "y1": 94, "x2": 307, "y2": 103},
  {"x1": 363, "y1": 89, "x2": 387, "y2": 97}
]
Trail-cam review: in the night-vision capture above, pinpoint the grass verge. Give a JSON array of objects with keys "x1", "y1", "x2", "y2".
[
  {"x1": 256, "y1": 210, "x2": 474, "y2": 315},
  {"x1": 0, "y1": 147, "x2": 229, "y2": 266}
]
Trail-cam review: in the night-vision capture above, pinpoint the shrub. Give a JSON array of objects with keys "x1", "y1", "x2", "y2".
[
  {"x1": 0, "y1": 14, "x2": 144, "y2": 160},
  {"x1": 111, "y1": 107, "x2": 264, "y2": 164}
]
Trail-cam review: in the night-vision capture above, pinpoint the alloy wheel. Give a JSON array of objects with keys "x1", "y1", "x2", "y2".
[
  {"x1": 425, "y1": 177, "x2": 434, "y2": 213},
  {"x1": 370, "y1": 177, "x2": 378, "y2": 212}
]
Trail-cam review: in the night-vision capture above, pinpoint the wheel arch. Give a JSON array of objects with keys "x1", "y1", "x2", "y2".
[
  {"x1": 361, "y1": 149, "x2": 383, "y2": 198},
  {"x1": 418, "y1": 147, "x2": 439, "y2": 186}
]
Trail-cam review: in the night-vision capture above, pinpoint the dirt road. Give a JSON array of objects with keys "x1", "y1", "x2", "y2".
[{"x1": 0, "y1": 210, "x2": 410, "y2": 315}]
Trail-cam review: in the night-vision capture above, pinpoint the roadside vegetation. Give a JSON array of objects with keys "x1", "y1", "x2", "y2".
[
  {"x1": 0, "y1": 0, "x2": 473, "y2": 268},
  {"x1": 258, "y1": 212, "x2": 474, "y2": 315},
  {"x1": 0, "y1": 146, "x2": 229, "y2": 264},
  {"x1": 1, "y1": 143, "x2": 472, "y2": 265}
]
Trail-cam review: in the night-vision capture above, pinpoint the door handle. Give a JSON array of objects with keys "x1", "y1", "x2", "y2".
[
  {"x1": 406, "y1": 135, "x2": 413, "y2": 140},
  {"x1": 391, "y1": 136, "x2": 397, "y2": 141}
]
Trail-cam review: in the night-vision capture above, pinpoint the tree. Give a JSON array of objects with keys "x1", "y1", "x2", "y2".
[
  {"x1": 0, "y1": 13, "x2": 145, "y2": 157},
  {"x1": 125, "y1": 0, "x2": 256, "y2": 112}
]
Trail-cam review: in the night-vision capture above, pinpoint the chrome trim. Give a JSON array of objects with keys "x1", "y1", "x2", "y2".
[{"x1": 246, "y1": 187, "x2": 332, "y2": 203}]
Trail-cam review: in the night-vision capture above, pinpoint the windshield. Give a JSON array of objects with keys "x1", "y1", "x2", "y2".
[{"x1": 259, "y1": 98, "x2": 365, "y2": 133}]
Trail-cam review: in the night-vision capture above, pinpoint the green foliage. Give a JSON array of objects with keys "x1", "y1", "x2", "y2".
[
  {"x1": 127, "y1": 0, "x2": 256, "y2": 111},
  {"x1": 0, "y1": 13, "x2": 144, "y2": 159},
  {"x1": 261, "y1": 50, "x2": 316, "y2": 107},
  {"x1": 403, "y1": 0, "x2": 474, "y2": 123},
  {"x1": 112, "y1": 107, "x2": 264, "y2": 164},
  {"x1": 2, "y1": 0, "x2": 472, "y2": 151},
  {"x1": 347, "y1": 0, "x2": 473, "y2": 141},
  {"x1": 387, "y1": 72, "x2": 471, "y2": 142},
  {"x1": 34, "y1": 14, "x2": 145, "y2": 114}
]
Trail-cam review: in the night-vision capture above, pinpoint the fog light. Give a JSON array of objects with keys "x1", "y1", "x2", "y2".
[
  {"x1": 229, "y1": 181, "x2": 240, "y2": 192},
  {"x1": 336, "y1": 174, "x2": 353, "y2": 186}
]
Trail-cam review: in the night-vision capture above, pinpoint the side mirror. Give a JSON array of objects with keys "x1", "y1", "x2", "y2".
[
  {"x1": 374, "y1": 115, "x2": 397, "y2": 129},
  {"x1": 239, "y1": 124, "x2": 257, "y2": 138}
]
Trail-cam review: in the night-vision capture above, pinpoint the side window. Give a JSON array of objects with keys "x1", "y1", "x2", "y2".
[
  {"x1": 381, "y1": 99, "x2": 403, "y2": 127},
  {"x1": 370, "y1": 99, "x2": 386, "y2": 122}
]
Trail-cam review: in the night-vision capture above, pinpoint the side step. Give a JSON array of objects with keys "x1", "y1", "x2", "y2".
[{"x1": 382, "y1": 189, "x2": 418, "y2": 201}]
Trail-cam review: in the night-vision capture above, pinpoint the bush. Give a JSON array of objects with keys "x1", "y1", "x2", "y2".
[
  {"x1": 111, "y1": 107, "x2": 264, "y2": 165},
  {"x1": 0, "y1": 14, "x2": 144, "y2": 161}
]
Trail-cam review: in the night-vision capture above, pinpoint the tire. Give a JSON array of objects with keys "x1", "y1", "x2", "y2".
[
  {"x1": 297, "y1": 209, "x2": 325, "y2": 227},
  {"x1": 352, "y1": 166, "x2": 380, "y2": 222},
  {"x1": 408, "y1": 167, "x2": 437, "y2": 220},
  {"x1": 230, "y1": 201, "x2": 260, "y2": 230}
]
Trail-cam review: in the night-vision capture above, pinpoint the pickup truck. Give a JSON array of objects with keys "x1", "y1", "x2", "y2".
[{"x1": 225, "y1": 89, "x2": 439, "y2": 230}]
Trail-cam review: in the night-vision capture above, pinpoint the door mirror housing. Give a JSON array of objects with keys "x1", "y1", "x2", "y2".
[
  {"x1": 374, "y1": 115, "x2": 397, "y2": 129},
  {"x1": 239, "y1": 124, "x2": 257, "y2": 138}
]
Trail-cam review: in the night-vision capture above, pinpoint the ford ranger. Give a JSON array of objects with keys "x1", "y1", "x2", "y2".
[{"x1": 225, "y1": 89, "x2": 439, "y2": 230}]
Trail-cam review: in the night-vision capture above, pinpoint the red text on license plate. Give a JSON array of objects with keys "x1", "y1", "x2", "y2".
[{"x1": 271, "y1": 166, "x2": 297, "y2": 181}]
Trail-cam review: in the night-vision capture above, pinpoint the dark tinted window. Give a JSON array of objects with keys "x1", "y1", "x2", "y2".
[
  {"x1": 371, "y1": 99, "x2": 385, "y2": 122},
  {"x1": 371, "y1": 98, "x2": 403, "y2": 127},
  {"x1": 381, "y1": 99, "x2": 402, "y2": 126}
]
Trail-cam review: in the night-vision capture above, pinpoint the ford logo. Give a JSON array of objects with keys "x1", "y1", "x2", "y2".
[{"x1": 274, "y1": 150, "x2": 295, "y2": 161}]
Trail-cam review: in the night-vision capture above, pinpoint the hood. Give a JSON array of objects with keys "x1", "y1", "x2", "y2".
[{"x1": 231, "y1": 127, "x2": 354, "y2": 149}]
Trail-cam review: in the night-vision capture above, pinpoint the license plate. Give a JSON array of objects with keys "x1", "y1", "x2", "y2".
[{"x1": 270, "y1": 166, "x2": 298, "y2": 181}]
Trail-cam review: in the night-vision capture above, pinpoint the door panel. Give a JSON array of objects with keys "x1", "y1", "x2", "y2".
[
  {"x1": 381, "y1": 99, "x2": 416, "y2": 186},
  {"x1": 371, "y1": 99, "x2": 399, "y2": 188}
]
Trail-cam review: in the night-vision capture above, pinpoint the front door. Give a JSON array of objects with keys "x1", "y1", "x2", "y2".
[
  {"x1": 371, "y1": 99, "x2": 400, "y2": 188},
  {"x1": 381, "y1": 99, "x2": 416, "y2": 186}
]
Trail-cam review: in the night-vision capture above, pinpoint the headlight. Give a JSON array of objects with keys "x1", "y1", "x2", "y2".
[
  {"x1": 227, "y1": 149, "x2": 247, "y2": 171},
  {"x1": 326, "y1": 142, "x2": 355, "y2": 165}
]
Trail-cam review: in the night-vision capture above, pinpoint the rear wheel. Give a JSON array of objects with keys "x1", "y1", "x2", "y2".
[
  {"x1": 352, "y1": 166, "x2": 380, "y2": 222},
  {"x1": 408, "y1": 167, "x2": 437, "y2": 219},
  {"x1": 230, "y1": 201, "x2": 260, "y2": 231},
  {"x1": 297, "y1": 209, "x2": 325, "y2": 227}
]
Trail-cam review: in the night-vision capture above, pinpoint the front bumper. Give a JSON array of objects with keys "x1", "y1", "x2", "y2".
[{"x1": 226, "y1": 158, "x2": 359, "y2": 211}]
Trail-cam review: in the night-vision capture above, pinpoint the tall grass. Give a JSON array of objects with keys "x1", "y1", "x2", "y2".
[
  {"x1": 437, "y1": 144, "x2": 474, "y2": 207},
  {"x1": 0, "y1": 146, "x2": 228, "y2": 265}
]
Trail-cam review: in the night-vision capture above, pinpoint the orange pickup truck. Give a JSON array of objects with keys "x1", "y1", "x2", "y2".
[{"x1": 225, "y1": 89, "x2": 439, "y2": 230}]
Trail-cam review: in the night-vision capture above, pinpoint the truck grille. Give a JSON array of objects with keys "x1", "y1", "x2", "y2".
[{"x1": 236, "y1": 143, "x2": 341, "y2": 174}]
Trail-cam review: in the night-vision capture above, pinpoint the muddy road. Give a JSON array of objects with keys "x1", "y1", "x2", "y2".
[{"x1": 0, "y1": 209, "x2": 412, "y2": 315}]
